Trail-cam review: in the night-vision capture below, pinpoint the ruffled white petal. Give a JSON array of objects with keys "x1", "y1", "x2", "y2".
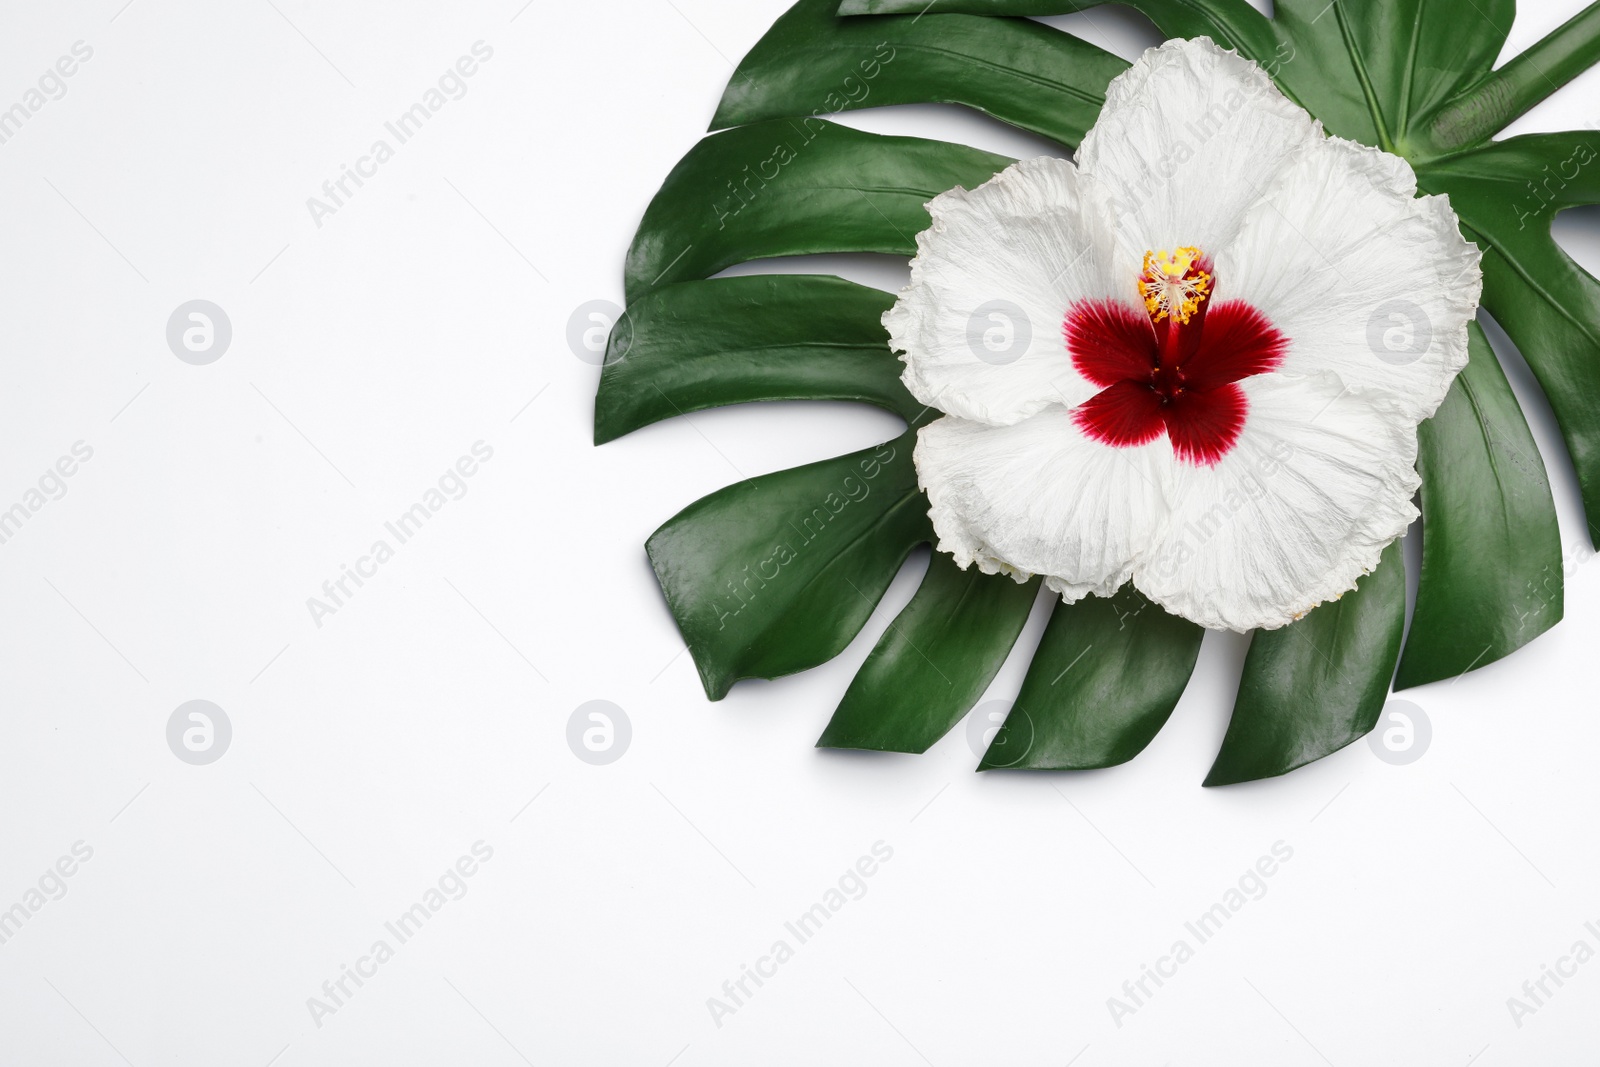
[
  {"x1": 887, "y1": 157, "x2": 1124, "y2": 426},
  {"x1": 916, "y1": 412, "x2": 1174, "y2": 598},
  {"x1": 1133, "y1": 374, "x2": 1420, "y2": 631},
  {"x1": 1217, "y1": 134, "x2": 1481, "y2": 422},
  {"x1": 1077, "y1": 37, "x2": 1320, "y2": 260}
]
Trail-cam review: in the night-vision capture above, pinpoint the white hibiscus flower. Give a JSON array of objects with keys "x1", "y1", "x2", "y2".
[{"x1": 885, "y1": 36, "x2": 1483, "y2": 632}]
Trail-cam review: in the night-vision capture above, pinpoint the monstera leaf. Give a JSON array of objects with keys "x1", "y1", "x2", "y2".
[{"x1": 598, "y1": 0, "x2": 1600, "y2": 784}]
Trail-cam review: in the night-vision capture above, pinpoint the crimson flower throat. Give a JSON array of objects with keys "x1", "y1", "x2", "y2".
[{"x1": 1067, "y1": 246, "x2": 1288, "y2": 465}]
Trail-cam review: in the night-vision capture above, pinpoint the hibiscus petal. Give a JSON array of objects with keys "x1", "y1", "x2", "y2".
[
  {"x1": 1071, "y1": 380, "x2": 1167, "y2": 449},
  {"x1": 1076, "y1": 38, "x2": 1320, "y2": 262},
  {"x1": 1180, "y1": 300, "x2": 1288, "y2": 391},
  {"x1": 1066, "y1": 298, "x2": 1157, "y2": 386},
  {"x1": 916, "y1": 412, "x2": 1174, "y2": 599},
  {"x1": 1217, "y1": 134, "x2": 1481, "y2": 422},
  {"x1": 1163, "y1": 383, "x2": 1248, "y2": 466},
  {"x1": 1135, "y1": 374, "x2": 1420, "y2": 631},
  {"x1": 887, "y1": 156, "x2": 1126, "y2": 426}
]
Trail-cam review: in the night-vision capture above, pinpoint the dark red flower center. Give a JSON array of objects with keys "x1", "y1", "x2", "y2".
[{"x1": 1065, "y1": 246, "x2": 1288, "y2": 465}]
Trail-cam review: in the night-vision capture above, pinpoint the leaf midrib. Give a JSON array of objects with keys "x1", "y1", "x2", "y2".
[
  {"x1": 659, "y1": 340, "x2": 888, "y2": 356},
  {"x1": 1397, "y1": 0, "x2": 1429, "y2": 133},
  {"x1": 1455, "y1": 370, "x2": 1521, "y2": 586},
  {"x1": 768, "y1": 40, "x2": 1109, "y2": 107},
  {"x1": 1467, "y1": 223, "x2": 1600, "y2": 353},
  {"x1": 1331, "y1": 2, "x2": 1396, "y2": 150},
  {"x1": 741, "y1": 481, "x2": 925, "y2": 662}
]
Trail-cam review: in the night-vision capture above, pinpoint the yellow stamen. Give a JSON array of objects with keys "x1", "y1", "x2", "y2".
[{"x1": 1139, "y1": 246, "x2": 1212, "y2": 325}]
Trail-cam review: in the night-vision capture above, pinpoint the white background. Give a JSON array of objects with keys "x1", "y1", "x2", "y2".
[{"x1": 1, "y1": 0, "x2": 1598, "y2": 1063}]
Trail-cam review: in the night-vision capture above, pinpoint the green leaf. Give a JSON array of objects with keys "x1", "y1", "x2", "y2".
[
  {"x1": 838, "y1": 0, "x2": 1080, "y2": 12},
  {"x1": 1395, "y1": 320, "x2": 1562, "y2": 690},
  {"x1": 834, "y1": 0, "x2": 1530, "y2": 159},
  {"x1": 1340, "y1": 0, "x2": 1513, "y2": 142},
  {"x1": 1204, "y1": 542, "x2": 1405, "y2": 787},
  {"x1": 647, "y1": 433, "x2": 929, "y2": 700},
  {"x1": 624, "y1": 119, "x2": 1011, "y2": 303},
  {"x1": 1410, "y1": 2, "x2": 1600, "y2": 156},
  {"x1": 833, "y1": 0, "x2": 1409, "y2": 150},
  {"x1": 1251, "y1": 0, "x2": 1507, "y2": 154},
  {"x1": 833, "y1": 0, "x2": 1282, "y2": 84},
  {"x1": 836, "y1": 0, "x2": 1269, "y2": 41},
  {"x1": 979, "y1": 588, "x2": 1203, "y2": 770},
  {"x1": 1419, "y1": 133, "x2": 1600, "y2": 539},
  {"x1": 817, "y1": 554, "x2": 1039, "y2": 752},
  {"x1": 594, "y1": 275, "x2": 915, "y2": 445},
  {"x1": 715, "y1": 0, "x2": 1127, "y2": 150}
]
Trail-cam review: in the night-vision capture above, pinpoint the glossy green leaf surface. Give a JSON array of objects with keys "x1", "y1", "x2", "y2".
[
  {"x1": 594, "y1": 275, "x2": 914, "y2": 445},
  {"x1": 1342, "y1": 0, "x2": 1514, "y2": 152},
  {"x1": 834, "y1": 0, "x2": 1283, "y2": 82},
  {"x1": 624, "y1": 120, "x2": 1010, "y2": 303},
  {"x1": 1204, "y1": 542, "x2": 1405, "y2": 787},
  {"x1": 1396, "y1": 321, "x2": 1561, "y2": 690},
  {"x1": 832, "y1": 0, "x2": 1531, "y2": 156},
  {"x1": 646, "y1": 433, "x2": 929, "y2": 700},
  {"x1": 1261, "y1": 0, "x2": 1511, "y2": 153},
  {"x1": 1419, "y1": 134, "x2": 1600, "y2": 540},
  {"x1": 979, "y1": 588, "x2": 1203, "y2": 771},
  {"x1": 817, "y1": 554, "x2": 1039, "y2": 752},
  {"x1": 1410, "y1": 2, "x2": 1600, "y2": 157},
  {"x1": 835, "y1": 0, "x2": 1273, "y2": 45},
  {"x1": 715, "y1": 0, "x2": 1127, "y2": 150},
  {"x1": 836, "y1": 0, "x2": 1600, "y2": 155}
]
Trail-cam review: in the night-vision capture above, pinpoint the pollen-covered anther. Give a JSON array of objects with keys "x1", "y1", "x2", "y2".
[{"x1": 1139, "y1": 246, "x2": 1212, "y2": 325}]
